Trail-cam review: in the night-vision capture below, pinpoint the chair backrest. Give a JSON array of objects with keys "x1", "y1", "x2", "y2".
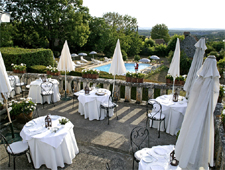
[
  {"x1": 0, "y1": 133, "x2": 14, "y2": 154},
  {"x1": 147, "y1": 99, "x2": 162, "y2": 118},
  {"x1": 130, "y1": 126, "x2": 149, "y2": 154},
  {"x1": 40, "y1": 81, "x2": 54, "y2": 95},
  {"x1": 9, "y1": 76, "x2": 16, "y2": 88}
]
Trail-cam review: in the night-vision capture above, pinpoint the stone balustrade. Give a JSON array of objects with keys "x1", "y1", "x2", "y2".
[{"x1": 8, "y1": 72, "x2": 185, "y2": 102}]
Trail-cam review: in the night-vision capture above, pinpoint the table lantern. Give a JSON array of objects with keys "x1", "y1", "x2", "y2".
[
  {"x1": 173, "y1": 89, "x2": 178, "y2": 102},
  {"x1": 85, "y1": 84, "x2": 90, "y2": 95},
  {"x1": 45, "y1": 115, "x2": 52, "y2": 128},
  {"x1": 170, "y1": 150, "x2": 179, "y2": 166}
]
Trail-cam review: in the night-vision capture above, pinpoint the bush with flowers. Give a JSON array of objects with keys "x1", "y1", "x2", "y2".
[
  {"x1": 9, "y1": 97, "x2": 36, "y2": 117},
  {"x1": 11, "y1": 63, "x2": 27, "y2": 73},
  {"x1": 46, "y1": 65, "x2": 60, "y2": 76}
]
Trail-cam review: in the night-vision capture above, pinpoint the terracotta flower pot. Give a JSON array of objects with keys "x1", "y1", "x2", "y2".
[
  {"x1": 82, "y1": 74, "x2": 88, "y2": 78},
  {"x1": 16, "y1": 112, "x2": 33, "y2": 123},
  {"x1": 91, "y1": 74, "x2": 99, "y2": 79},
  {"x1": 131, "y1": 77, "x2": 137, "y2": 83},
  {"x1": 180, "y1": 80, "x2": 185, "y2": 85},
  {"x1": 166, "y1": 78, "x2": 172, "y2": 85},
  {"x1": 88, "y1": 74, "x2": 92, "y2": 79},
  {"x1": 137, "y1": 78, "x2": 143, "y2": 83},
  {"x1": 47, "y1": 70, "x2": 50, "y2": 75},
  {"x1": 126, "y1": 77, "x2": 131, "y2": 82}
]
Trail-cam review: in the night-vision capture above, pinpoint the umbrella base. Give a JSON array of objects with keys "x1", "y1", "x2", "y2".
[
  {"x1": 61, "y1": 97, "x2": 71, "y2": 101},
  {"x1": 61, "y1": 92, "x2": 71, "y2": 101}
]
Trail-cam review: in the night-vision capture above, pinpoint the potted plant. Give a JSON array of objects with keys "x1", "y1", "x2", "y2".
[
  {"x1": 18, "y1": 63, "x2": 26, "y2": 73},
  {"x1": 218, "y1": 85, "x2": 224, "y2": 103},
  {"x1": 137, "y1": 73, "x2": 145, "y2": 83},
  {"x1": 82, "y1": 69, "x2": 89, "y2": 78},
  {"x1": 59, "y1": 118, "x2": 70, "y2": 125},
  {"x1": 179, "y1": 76, "x2": 185, "y2": 85},
  {"x1": 131, "y1": 73, "x2": 138, "y2": 83},
  {"x1": 126, "y1": 72, "x2": 132, "y2": 82},
  {"x1": 46, "y1": 65, "x2": 52, "y2": 75},
  {"x1": 51, "y1": 67, "x2": 60, "y2": 76},
  {"x1": 88, "y1": 69, "x2": 99, "y2": 79},
  {"x1": 9, "y1": 97, "x2": 36, "y2": 122},
  {"x1": 166, "y1": 74, "x2": 173, "y2": 85}
]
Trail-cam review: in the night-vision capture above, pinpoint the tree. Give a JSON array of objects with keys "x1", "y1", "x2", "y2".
[
  {"x1": 103, "y1": 12, "x2": 137, "y2": 31},
  {"x1": 166, "y1": 34, "x2": 184, "y2": 54},
  {"x1": 150, "y1": 24, "x2": 170, "y2": 43},
  {"x1": 6, "y1": 0, "x2": 90, "y2": 55}
]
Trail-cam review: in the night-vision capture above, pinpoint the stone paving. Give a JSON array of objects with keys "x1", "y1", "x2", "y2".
[{"x1": 0, "y1": 96, "x2": 177, "y2": 170}]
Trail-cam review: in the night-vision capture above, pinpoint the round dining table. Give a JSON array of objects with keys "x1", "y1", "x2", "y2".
[
  {"x1": 152, "y1": 94, "x2": 188, "y2": 135},
  {"x1": 76, "y1": 88, "x2": 113, "y2": 121},
  {"x1": 20, "y1": 115, "x2": 79, "y2": 170}
]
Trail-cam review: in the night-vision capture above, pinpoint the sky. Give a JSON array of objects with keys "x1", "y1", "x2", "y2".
[{"x1": 83, "y1": 0, "x2": 225, "y2": 30}]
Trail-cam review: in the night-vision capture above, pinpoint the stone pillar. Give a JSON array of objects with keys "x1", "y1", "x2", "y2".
[
  {"x1": 160, "y1": 88, "x2": 167, "y2": 96},
  {"x1": 67, "y1": 79, "x2": 73, "y2": 94},
  {"x1": 73, "y1": 81, "x2": 81, "y2": 92},
  {"x1": 92, "y1": 82, "x2": 97, "y2": 88},
  {"x1": 136, "y1": 87, "x2": 143, "y2": 104},
  {"x1": 59, "y1": 79, "x2": 64, "y2": 93},
  {"x1": 103, "y1": 83, "x2": 110, "y2": 90},
  {"x1": 114, "y1": 85, "x2": 120, "y2": 100},
  {"x1": 148, "y1": 88, "x2": 154, "y2": 99},
  {"x1": 125, "y1": 86, "x2": 131, "y2": 102}
]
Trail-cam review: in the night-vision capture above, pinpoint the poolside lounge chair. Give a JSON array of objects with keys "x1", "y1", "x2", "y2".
[
  {"x1": 76, "y1": 61, "x2": 85, "y2": 65},
  {"x1": 104, "y1": 57, "x2": 111, "y2": 62},
  {"x1": 81, "y1": 56, "x2": 88, "y2": 63},
  {"x1": 94, "y1": 59, "x2": 102, "y2": 65}
]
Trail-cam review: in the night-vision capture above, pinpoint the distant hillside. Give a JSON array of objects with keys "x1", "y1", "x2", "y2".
[{"x1": 138, "y1": 29, "x2": 225, "y2": 41}]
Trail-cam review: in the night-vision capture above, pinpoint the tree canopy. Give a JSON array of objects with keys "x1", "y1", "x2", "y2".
[{"x1": 150, "y1": 24, "x2": 170, "y2": 43}]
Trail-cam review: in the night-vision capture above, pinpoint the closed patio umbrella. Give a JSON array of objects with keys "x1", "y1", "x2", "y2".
[
  {"x1": 175, "y1": 55, "x2": 220, "y2": 169},
  {"x1": 109, "y1": 39, "x2": 126, "y2": 93},
  {"x1": 183, "y1": 37, "x2": 207, "y2": 98},
  {"x1": 0, "y1": 51, "x2": 14, "y2": 137},
  {"x1": 168, "y1": 38, "x2": 180, "y2": 94},
  {"x1": 57, "y1": 40, "x2": 75, "y2": 100}
]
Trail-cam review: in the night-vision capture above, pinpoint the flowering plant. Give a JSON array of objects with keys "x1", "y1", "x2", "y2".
[
  {"x1": 82, "y1": 69, "x2": 100, "y2": 75},
  {"x1": 9, "y1": 97, "x2": 36, "y2": 116},
  {"x1": 126, "y1": 71, "x2": 133, "y2": 77},
  {"x1": 11, "y1": 63, "x2": 26, "y2": 71},
  {"x1": 46, "y1": 65, "x2": 52, "y2": 71}
]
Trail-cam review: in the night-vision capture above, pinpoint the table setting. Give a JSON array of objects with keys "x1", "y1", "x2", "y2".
[
  {"x1": 20, "y1": 115, "x2": 79, "y2": 170},
  {"x1": 75, "y1": 88, "x2": 113, "y2": 120},
  {"x1": 138, "y1": 145, "x2": 181, "y2": 170},
  {"x1": 152, "y1": 94, "x2": 188, "y2": 135},
  {"x1": 28, "y1": 78, "x2": 60, "y2": 104}
]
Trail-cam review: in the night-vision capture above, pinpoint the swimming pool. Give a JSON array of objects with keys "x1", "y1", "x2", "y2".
[{"x1": 93, "y1": 63, "x2": 151, "y2": 73}]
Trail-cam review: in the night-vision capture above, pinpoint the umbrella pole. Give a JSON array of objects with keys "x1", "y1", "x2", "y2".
[
  {"x1": 61, "y1": 71, "x2": 71, "y2": 101},
  {"x1": 172, "y1": 77, "x2": 175, "y2": 94}
]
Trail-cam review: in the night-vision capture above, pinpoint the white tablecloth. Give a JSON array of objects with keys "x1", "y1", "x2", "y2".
[
  {"x1": 20, "y1": 115, "x2": 79, "y2": 170},
  {"x1": 138, "y1": 145, "x2": 181, "y2": 170},
  {"x1": 76, "y1": 88, "x2": 113, "y2": 120},
  {"x1": 150, "y1": 95, "x2": 187, "y2": 135},
  {"x1": 28, "y1": 79, "x2": 60, "y2": 104}
]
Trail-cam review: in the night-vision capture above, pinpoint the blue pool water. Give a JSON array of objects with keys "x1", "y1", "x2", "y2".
[{"x1": 93, "y1": 63, "x2": 150, "y2": 73}]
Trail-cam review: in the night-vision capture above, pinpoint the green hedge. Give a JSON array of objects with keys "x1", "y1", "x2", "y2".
[{"x1": 1, "y1": 47, "x2": 54, "y2": 71}]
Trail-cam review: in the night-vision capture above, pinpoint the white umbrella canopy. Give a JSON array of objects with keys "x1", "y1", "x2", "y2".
[
  {"x1": 0, "y1": 51, "x2": 13, "y2": 126},
  {"x1": 71, "y1": 53, "x2": 78, "y2": 57},
  {"x1": 150, "y1": 55, "x2": 160, "y2": 60},
  {"x1": 183, "y1": 37, "x2": 207, "y2": 98},
  {"x1": 109, "y1": 39, "x2": 126, "y2": 92},
  {"x1": 0, "y1": 52, "x2": 12, "y2": 98},
  {"x1": 168, "y1": 38, "x2": 180, "y2": 94},
  {"x1": 78, "y1": 53, "x2": 87, "y2": 56},
  {"x1": 57, "y1": 40, "x2": 75, "y2": 99},
  {"x1": 139, "y1": 58, "x2": 150, "y2": 63},
  {"x1": 175, "y1": 55, "x2": 220, "y2": 170},
  {"x1": 89, "y1": 51, "x2": 97, "y2": 59}
]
